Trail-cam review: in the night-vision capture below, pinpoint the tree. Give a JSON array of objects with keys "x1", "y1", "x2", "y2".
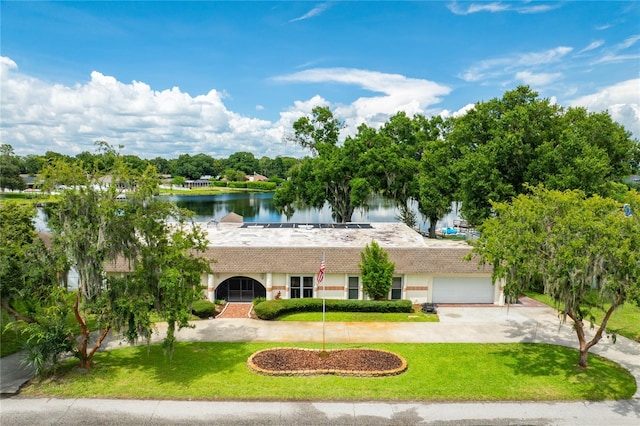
[
  {"x1": 359, "y1": 240, "x2": 395, "y2": 300},
  {"x1": 0, "y1": 144, "x2": 26, "y2": 191},
  {"x1": 363, "y1": 113, "x2": 422, "y2": 227},
  {"x1": 449, "y1": 86, "x2": 639, "y2": 225},
  {"x1": 43, "y1": 147, "x2": 209, "y2": 369},
  {"x1": 110, "y1": 166, "x2": 209, "y2": 358},
  {"x1": 415, "y1": 116, "x2": 459, "y2": 237},
  {"x1": 226, "y1": 152, "x2": 259, "y2": 175},
  {"x1": 275, "y1": 106, "x2": 372, "y2": 223},
  {"x1": 0, "y1": 202, "x2": 38, "y2": 321},
  {"x1": 471, "y1": 186, "x2": 640, "y2": 368}
]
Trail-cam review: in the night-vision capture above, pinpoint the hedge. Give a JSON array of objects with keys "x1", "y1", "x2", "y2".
[
  {"x1": 228, "y1": 182, "x2": 247, "y2": 188},
  {"x1": 191, "y1": 300, "x2": 217, "y2": 318},
  {"x1": 211, "y1": 181, "x2": 227, "y2": 187},
  {"x1": 246, "y1": 181, "x2": 277, "y2": 190},
  {"x1": 253, "y1": 298, "x2": 412, "y2": 320}
]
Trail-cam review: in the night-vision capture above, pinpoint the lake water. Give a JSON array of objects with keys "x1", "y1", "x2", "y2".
[
  {"x1": 163, "y1": 192, "x2": 461, "y2": 231},
  {"x1": 35, "y1": 192, "x2": 462, "y2": 232}
]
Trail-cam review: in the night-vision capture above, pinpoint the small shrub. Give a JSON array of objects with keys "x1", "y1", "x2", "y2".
[
  {"x1": 191, "y1": 300, "x2": 216, "y2": 319},
  {"x1": 253, "y1": 297, "x2": 266, "y2": 306}
]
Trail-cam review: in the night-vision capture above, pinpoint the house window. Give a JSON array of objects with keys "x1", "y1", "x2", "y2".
[
  {"x1": 348, "y1": 276, "x2": 359, "y2": 300},
  {"x1": 390, "y1": 277, "x2": 402, "y2": 300},
  {"x1": 290, "y1": 276, "x2": 314, "y2": 298}
]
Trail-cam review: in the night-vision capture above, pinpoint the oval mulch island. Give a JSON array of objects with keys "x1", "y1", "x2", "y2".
[{"x1": 247, "y1": 347, "x2": 407, "y2": 377}]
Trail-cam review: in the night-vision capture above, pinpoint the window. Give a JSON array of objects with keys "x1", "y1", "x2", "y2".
[
  {"x1": 390, "y1": 277, "x2": 402, "y2": 300},
  {"x1": 348, "y1": 276, "x2": 359, "y2": 300},
  {"x1": 290, "y1": 276, "x2": 314, "y2": 298}
]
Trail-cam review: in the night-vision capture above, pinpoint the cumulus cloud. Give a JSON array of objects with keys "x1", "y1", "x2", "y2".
[
  {"x1": 568, "y1": 79, "x2": 640, "y2": 139},
  {"x1": 274, "y1": 68, "x2": 451, "y2": 132},
  {"x1": 0, "y1": 56, "x2": 293, "y2": 159},
  {"x1": 447, "y1": 1, "x2": 560, "y2": 15}
]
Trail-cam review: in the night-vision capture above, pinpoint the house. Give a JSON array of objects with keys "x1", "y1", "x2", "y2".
[
  {"x1": 104, "y1": 221, "x2": 503, "y2": 305},
  {"x1": 246, "y1": 172, "x2": 268, "y2": 182},
  {"x1": 198, "y1": 221, "x2": 503, "y2": 305}
]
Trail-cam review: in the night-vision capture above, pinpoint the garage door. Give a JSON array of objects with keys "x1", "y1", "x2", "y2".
[{"x1": 432, "y1": 277, "x2": 494, "y2": 303}]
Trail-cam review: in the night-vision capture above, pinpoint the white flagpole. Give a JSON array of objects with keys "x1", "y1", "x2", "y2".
[{"x1": 321, "y1": 251, "x2": 326, "y2": 354}]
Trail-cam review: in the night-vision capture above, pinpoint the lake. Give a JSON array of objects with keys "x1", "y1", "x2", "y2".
[
  {"x1": 35, "y1": 192, "x2": 462, "y2": 232},
  {"x1": 163, "y1": 192, "x2": 461, "y2": 231}
]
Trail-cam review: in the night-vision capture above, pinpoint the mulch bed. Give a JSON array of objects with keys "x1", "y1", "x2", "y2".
[{"x1": 247, "y1": 347, "x2": 407, "y2": 377}]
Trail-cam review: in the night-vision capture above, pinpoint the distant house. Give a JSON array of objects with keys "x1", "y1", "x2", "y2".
[
  {"x1": 20, "y1": 174, "x2": 42, "y2": 191},
  {"x1": 246, "y1": 173, "x2": 268, "y2": 182},
  {"x1": 185, "y1": 179, "x2": 211, "y2": 189}
]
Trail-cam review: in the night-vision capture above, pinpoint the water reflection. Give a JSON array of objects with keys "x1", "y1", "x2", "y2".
[
  {"x1": 161, "y1": 192, "x2": 460, "y2": 231},
  {"x1": 35, "y1": 192, "x2": 461, "y2": 232}
]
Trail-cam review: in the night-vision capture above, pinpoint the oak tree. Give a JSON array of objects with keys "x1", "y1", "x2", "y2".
[{"x1": 471, "y1": 186, "x2": 640, "y2": 367}]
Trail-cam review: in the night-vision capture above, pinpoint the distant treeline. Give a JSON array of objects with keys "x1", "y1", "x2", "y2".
[{"x1": 14, "y1": 150, "x2": 302, "y2": 181}]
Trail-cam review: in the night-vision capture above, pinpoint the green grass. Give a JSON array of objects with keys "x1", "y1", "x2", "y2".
[
  {"x1": 0, "y1": 310, "x2": 25, "y2": 357},
  {"x1": 525, "y1": 291, "x2": 640, "y2": 343},
  {"x1": 0, "y1": 192, "x2": 59, "y2": 205},
  {"x1": 277, "y1": 310, "x2": 438, "y2": 322},
  {"x1": 21, "y1": 342, "x2": 636, "y2": 401}
]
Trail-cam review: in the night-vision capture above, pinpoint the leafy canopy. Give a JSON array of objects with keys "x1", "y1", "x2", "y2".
[{"x1": 471, "y1": 186, "x2": 640, "y2": 367}]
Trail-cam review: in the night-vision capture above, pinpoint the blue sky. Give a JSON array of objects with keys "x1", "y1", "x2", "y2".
[{"x1": 1, "y1": 1, "x2": 639, "y2": 159}]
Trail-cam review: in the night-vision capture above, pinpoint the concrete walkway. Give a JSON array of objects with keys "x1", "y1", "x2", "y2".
[{"x1": 1, "y1": 304, "x2": 639, "y2": 424}]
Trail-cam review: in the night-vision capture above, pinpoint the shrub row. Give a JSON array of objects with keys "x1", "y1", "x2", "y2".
[
  {"x1": 228, "y1": 182, "x2": 247, "y2": 188},
  {"x1": 247, "y1": 181, "x2": 277, "y2": 190},
  {"x1": 253, "y1": 298, "x2": 412, "y2": 320},
  {"x1": 211, "y1": 181, "x2": 228, "y2": 187}
]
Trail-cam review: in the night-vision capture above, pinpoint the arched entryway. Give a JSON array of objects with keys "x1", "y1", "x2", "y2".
[{"x1": 215, "y1": 276, "x2": 266, "y2": 302}]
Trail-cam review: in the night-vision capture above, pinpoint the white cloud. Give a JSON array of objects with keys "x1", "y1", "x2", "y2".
[
  {"x1": 461, "y1": 46, "x2": 572, "y2": 83},
  {"x1": 440, "y1": 103, "x2": 475, "y2": 118},
  {"x1": 515, "y1": 71, "x2": 562, "y2": 86},
  {"x1": 568, "y1": 79, "x2": 640, "y2": 139},
  {"x1": 0, "y1": 56, "x2": 292, "y2": 159},
  {"x1": 579, "y1": 40, "x2": 604, "y2": 54},
  {"x1": 274, "y1": 68, "x2": 450, "y2": 131},
  {"x1": 593, "y1": 35, "x2": 640, "y2": 64},
  {"x1": 447, "y1": 1, "x2": 560, "y2": 15},
  {"x1": 289, "y1": 3, "x2": 331, "y2": 23},
  {"x1": 448, "y1": 2, "x2": 509, "y2": 15}
]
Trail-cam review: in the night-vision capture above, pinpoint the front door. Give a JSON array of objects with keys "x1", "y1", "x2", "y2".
[{"x1": 216, "y1": 277, "x2": 266, "y2": 302}]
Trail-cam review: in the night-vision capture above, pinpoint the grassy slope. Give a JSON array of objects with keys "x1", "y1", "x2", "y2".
[{"x1": 22, "y1": 342, "x2": 636, "y2": 401}]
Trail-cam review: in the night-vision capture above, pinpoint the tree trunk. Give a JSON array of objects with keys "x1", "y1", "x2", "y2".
[
  {"x1": 578, "y1": 347, "x2": 589, "y2": 368},
  {"x1": 428, "y1": 217, "x2": 438, "y2": 239},
  {"x1": 73, "y1": 290, "x2": 110, "y2": 369}
]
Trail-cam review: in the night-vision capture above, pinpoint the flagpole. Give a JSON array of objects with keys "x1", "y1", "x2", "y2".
[{"x1": 321, "y1": 251, "x2": 326, "y2": 354}]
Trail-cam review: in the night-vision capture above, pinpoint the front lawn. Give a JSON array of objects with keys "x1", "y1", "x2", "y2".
[
  {"x1": 21, "y1": 342, "x2": 636, "y2": 401},
  {"x1": 525, "y1": 291, "x2": 640, "y2": 343}
]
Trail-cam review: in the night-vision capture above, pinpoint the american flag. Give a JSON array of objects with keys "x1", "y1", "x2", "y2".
[{"x1": 317, "y1": 259, "x2": 325, "y2": 284}]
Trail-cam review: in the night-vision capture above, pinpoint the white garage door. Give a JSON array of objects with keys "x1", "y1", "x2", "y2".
[{"x1": 432, "y1": 277, "x2": 494, "y2": 303}]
